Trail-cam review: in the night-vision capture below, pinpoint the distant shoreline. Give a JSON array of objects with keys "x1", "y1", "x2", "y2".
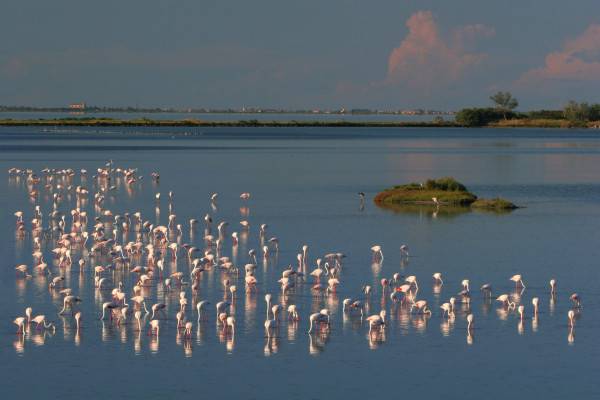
[
  {"x1": 0, "y1": 118, "x2": 598, "y2": 129},
  {"x1": 0, "y1": 118, "x2": 457, "y2": 128}
]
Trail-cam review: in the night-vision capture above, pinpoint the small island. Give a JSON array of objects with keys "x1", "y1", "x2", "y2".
[{"x1": 374, "y1": 177, "x2": 518, "y2": 211}]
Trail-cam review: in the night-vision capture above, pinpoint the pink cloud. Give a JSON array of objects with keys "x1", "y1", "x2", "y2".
[
  {"x1": 385, "y1": 11, "x2": 492, "y2": 89},
  {"x1": 520, "y1": 24, "x2": 600, "y2": 83}
]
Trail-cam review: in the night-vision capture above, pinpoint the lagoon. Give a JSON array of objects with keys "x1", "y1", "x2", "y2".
[{"x1": 1, "y1": 126, "x2": 599, "y2": 400}]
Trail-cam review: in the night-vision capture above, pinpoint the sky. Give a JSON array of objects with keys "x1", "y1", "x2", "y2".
[{"x1": 1, "y1": 0, "x2": 599, "y2": 110}]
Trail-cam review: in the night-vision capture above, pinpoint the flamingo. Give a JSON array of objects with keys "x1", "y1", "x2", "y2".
[
  {"x1": 517, "y1": 305, "x2": 525, "y2": 322},
  {"x1": 310, "y1": 266, "x2": 324, "y2": 283},
  {"x1": 134, "y1": 311, "x2": 142, "y2": 331},
  {"x1": 549, "y1": 279, "x2": 556, "y2": 294},
  {"x1": 461, "y1": 279, "x2": 470, "y2": 292},
  {"x1": 116, "y1": 307, "x2": 129, "y2": 325},
  {"x1": 342, "y1": 298, "x2": 353, "y2": 312},
  {"x1": 196, "y1": 300, "x2": 210, "y2": 322},
  {"x1": 363, "y1": 285, "x2": 372, "y2": 296},
  {"x1": 264, "y1": 294, "x2": 273, "y2": 318},
  {"x1": 15, "y1": 264, "x2": 28, "y2": 277},
  {"x1": 31, "y1": 315, "x2": 55, "y2": 331},
  {"x1": 532, "y1": 297, "x2": 539, "y2": 316},
  {"x1": 14, "y1": 317, "x2": 26, "y2": 334},
  {"x1": 370, "y1": 245, "x2": 384, "y2": 261},
  {"x1": 400, "y1": 244, "x2": 409, "y2": 257},
  {"x1": 74, "y1": 311, "x2": 82, "y2": 331},
  {"x1": 496, "y1": 294, "x2": 516, "y2": 309},
  {"x1": 466, "y1": 314, "x2": 474, "y2": 331},
  {"x1": 25, "y1": 307, "x2": 33, "y2": 323},
  {"x1": 150, "y1": 303, "x2": 166, "y2": 319},
  {"x1": 245, "y1": 275, "x2": 257, "y2": 291},
  {"x1": 226, "y1": 316, "x2": 236, "y2": 334},
  {"x1": 480, "y1": 283, "x2": 492, "y2": 297},
  {"x1": 287, "y1": 305, "x2": 299, "y2": 321},
  {"x1": 264, "y1": 318, "x2": 277, "y2": 338},
  {"x1": 176, "y1": 311, "x2": 185, "y2": 329},
  {"x1": 405, "y1": 275, "x2": 419, "y2": 292},
  {"x1": 215, "y1": 301, "x2": 230, "y2": 320},
  {"x1": 307, "y1": 312, "x2": 328, "y2": 334},
  {"x1": 366, "y1": 310, "x2": 386, "y2": 335},
  {"x1": 440, "y1": 303, "x2": 454, "y2": 318},
  {"x1": 410, "y1": 300, "x2": 432, "y2": 315},
  {"x1": 99, "y1": 302, "x2": 119, "y2": 320},
  {"x1": 148, "y1": 319, "x2": 160, "y2": 336},
  {"x1": 570, "y1": 293, "x2": 581, "y2": 308},
  {"x1": 184, "y1": 322, "x2": 193, "y2": 337},
  {"x1": 509, "y1": 274, "x2": 526, "y2": 288},
  {"x1": 432, "y1": 272, "x2": 443, "y2": 285}
]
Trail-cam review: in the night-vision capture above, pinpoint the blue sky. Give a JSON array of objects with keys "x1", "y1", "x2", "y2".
[{"x1": 1, "y1": 0, "x2": 599, "y2": 110}]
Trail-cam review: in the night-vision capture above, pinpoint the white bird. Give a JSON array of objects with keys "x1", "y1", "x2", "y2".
[
  {"x1": 517, "y1": 305, "x2": 525, "y2": 321},
  {"x1": 264, "y1": 318, "x2": 277, "y2": 338},
  {"x1": 496, "y1": 294, "x2": 516, "y2": 309},
  {"x1": 366, "y1": 310, "x2": 386, "y2": 335},
  {"x1": 440, "y1": 303, "x2": 454, "y2": 318},
  {"x1": 549, "y1": 279, "x2": 556, "y2": 294},
  {"x1": 370, "y1": 245, "x2": 384, "y2": 260},
  {"x1": 510, "y1": 274, "x2": 526, "y2": 288},
  {"x1": 461, "y1": 279, "x2": 470, "y2": 292},
  {"x1": 226, "y1": 316, "x2": 236, "y2": 335},
  {"x1": 400, "y1": 244, "x2": 409, "y2": 257},
  {"x1": 307, "y1": 312, "x2": 328, "y2": 334},
  {"x1": 532, "y1": 297, "x2": 539, "y2": 316}
]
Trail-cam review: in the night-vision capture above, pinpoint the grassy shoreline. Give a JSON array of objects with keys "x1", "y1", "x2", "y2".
[{"x1": 0, "y1": 117, "x2": 599, "y2": 128}]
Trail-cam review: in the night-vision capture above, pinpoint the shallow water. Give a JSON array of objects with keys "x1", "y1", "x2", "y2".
[{"x1": 1, "y1": 127, "x2": 599, "y2": 399}]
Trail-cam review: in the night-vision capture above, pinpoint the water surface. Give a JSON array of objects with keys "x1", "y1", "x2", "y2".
[{"x1": 1, "y1": 127, "x2": 598, "y2": 399}]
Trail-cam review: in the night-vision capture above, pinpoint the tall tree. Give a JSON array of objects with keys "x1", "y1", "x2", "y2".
[{"x1": 490, "y1": 91, "x2": 518, "y2": 120}]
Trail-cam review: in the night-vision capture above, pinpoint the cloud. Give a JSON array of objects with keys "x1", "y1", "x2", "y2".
[
  {"x1": 385, "y1": 11, "x2": 492, "y2": 89},
  {"x1": 520, "y1": 24, "x2": 600, "y2": 83}
]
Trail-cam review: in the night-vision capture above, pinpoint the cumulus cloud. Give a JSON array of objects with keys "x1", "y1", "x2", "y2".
[
  {"x1": 385, "y1": 11, "x2": 493, "y2": 89},
  {"x1": 520, "y1": 24, "x2": 600, "y2": 83}
]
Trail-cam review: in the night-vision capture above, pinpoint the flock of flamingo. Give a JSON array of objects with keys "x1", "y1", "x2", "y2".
[{"x1": 7, "y1": 163, "x2": 583, "y2": 355}]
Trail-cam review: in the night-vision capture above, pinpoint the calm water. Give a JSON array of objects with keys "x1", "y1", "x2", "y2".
[
  {"x1": 0, "y1": 111, "x2": 438, "y2": 122},
  {"x1": 1, "y1": 127, "x2": 599, "y2": 399}
]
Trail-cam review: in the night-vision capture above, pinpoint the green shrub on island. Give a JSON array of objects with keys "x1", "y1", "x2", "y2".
[
  {"x1": 375, "y1": 177, "x2": 518, "y2": 210},
  {"x1": 375, "y1": 177, "x2": 477, "y2": 205},
  {"x1": 471, "y1": 197, "x2": 518, "y2": 210},
  {"x1": 455, "y1": 108, "x2": 517, "y2": 127}
]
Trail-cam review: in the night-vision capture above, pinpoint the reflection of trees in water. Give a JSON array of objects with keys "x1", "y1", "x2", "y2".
[
  {"x1": 377, "y1": 203, "x2": 469, "y2": 219},
  {"x1": 376, "y1": 203, "x2": 514, "y2": 218}
]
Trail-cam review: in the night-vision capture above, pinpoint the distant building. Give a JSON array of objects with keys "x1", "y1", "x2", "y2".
[{"x1": 69, "y1": 102, "x2": 86, "y2": 110}]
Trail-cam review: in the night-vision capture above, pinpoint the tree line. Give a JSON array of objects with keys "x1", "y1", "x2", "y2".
[{"x1": 456, "y1": 92, "x2": 600, "y2": 127}]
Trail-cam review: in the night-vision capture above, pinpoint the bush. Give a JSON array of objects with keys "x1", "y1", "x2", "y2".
[
  {"x1": 563, "y1": 101, "x2": 600, "y2": 122},
  {"x1": 526, "y1": 110, "x2": 564, "y2": 120},
  {"x1": 424, "y1": 177, "x2": 467, "y2": 192},
  {"x1": 455, "y1": 108, "x2": 516, "y2": 127}
]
